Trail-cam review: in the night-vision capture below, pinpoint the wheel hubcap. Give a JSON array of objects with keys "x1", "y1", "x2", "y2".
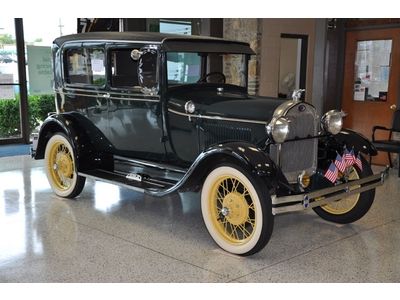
[{"x1": 222, "y1": 192, "x2": 248, "y2": 225}]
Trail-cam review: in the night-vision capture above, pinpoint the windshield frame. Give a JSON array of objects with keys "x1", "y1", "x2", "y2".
[{"x1": 163, "y1": 51, "x2": 250, "y2": 92}]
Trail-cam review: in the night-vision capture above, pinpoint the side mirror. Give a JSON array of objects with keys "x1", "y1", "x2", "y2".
[{"x1": 137, "y1": 48, "x2": 159, "y2": 95}]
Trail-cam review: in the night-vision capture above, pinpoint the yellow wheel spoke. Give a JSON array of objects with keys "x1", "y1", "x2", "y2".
[
  {"x1": 248, "y1": 202, "x2": 255, "y2": 211},
  {"x1": 221, "y1": 180, "x2": 231, "y2": 196},
  {"x1": 231, "y1": 178, "x2": 240, "y2": 193},
  {"x1": 238, "y1": 223, "x2": 252, "y2": 237}
]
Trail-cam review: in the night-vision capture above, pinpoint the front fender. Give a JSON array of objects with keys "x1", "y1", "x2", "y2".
[
  {"x1": 334, "y1": 128, "x2": 378, "y2": 156},
  {"x1": 151, "y1": 142, "x2": 288, "y2": 196}
]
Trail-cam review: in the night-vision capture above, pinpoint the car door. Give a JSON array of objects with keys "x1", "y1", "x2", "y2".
[
  {"x1": 106, "y1": 44, "x2": 165, "y2": 161},
  {"x1": 61, "y1": 43, "x2": 109, "y2": 139}
]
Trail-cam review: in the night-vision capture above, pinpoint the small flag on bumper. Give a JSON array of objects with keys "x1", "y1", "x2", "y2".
[
  {"x1": 324, "y1": 162, "x2": 338, "y2": 183},
  {"x1": 344, "y1": 147, "x2": 356, "y2": 167},
  {"x1": 355, "y1": 152, "x2": 363, "y2": 171},
  {"x1": 334, "y1": 153, "x2": 346, "y2": 173}
]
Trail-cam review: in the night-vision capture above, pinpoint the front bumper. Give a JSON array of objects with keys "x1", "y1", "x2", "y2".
[{"x1": 271, "y1": 167, "x2": 389, "y2": 215}]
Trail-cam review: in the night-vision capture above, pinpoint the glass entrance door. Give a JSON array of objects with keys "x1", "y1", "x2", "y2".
[{"x1": 0, "y1": 19, "x2": 22, "y2": 141}]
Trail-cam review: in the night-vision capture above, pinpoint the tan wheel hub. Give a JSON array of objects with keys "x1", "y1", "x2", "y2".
[
  {"x1": 207, "y1": 174, "x2": 257, "y2": 245},
  {"x1": 56, "y1": 153, "x2": 73, "y2": 178},
  {"x1": 222, "y1": 192, "x2": 248, "y2": 225}
]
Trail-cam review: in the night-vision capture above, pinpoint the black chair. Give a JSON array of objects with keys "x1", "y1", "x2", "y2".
[{"x1": 371, "y1": 109, "x2": 400, "y2": 177}]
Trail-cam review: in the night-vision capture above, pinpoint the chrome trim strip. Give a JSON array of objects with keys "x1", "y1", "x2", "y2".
[
  {"x1": 78, "y1": 171, "x2": 145, "y2": 193},
  {"x1": 58, "y1": 91, "x2": 160, "y2": 103},
  {"x1": 168, "y1": 108, "x2": 268, "y2": 125},
  {"x1": 271, "y1": 168, "x2": 388, "y2": 215},
  {"x1": 114, "y1": 155, "x2": 187, "y2": 174},
  {"x1": 62, "y1": 87, "x2": 160, "y2": 99}
]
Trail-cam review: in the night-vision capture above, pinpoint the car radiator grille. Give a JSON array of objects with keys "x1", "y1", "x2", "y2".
[{"x1": 270, "y1": 103, "x2": 318, "y2": 182}]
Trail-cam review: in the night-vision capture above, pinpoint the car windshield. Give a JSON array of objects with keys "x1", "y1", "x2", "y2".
[{"x1": 166, "y1": 52, "x2": 248, "y2": 88}]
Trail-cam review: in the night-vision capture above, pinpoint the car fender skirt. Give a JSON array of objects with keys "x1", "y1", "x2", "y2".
[{"x1": 335, "y1": 129, "x2": 378, "y2": 156}]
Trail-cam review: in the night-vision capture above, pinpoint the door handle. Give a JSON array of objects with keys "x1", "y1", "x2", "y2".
[{"x1": 390, "y1": 104, "x2": 397, "y2": 110}]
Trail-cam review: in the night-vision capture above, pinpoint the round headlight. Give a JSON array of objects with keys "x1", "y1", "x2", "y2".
[
  {"x1": 266, "y1": 117, "x2": 290, "y2": 143},
  {"x1": 321, "y1": 110, "x2": 345, "y2": 135}
]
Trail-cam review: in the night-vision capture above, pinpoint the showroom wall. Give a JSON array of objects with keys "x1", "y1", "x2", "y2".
[{"x1": 259, "y1": 19, "x2": 316, "y2": 101}]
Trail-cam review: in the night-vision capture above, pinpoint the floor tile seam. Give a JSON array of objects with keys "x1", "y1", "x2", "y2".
[
  {"x1": 228, "y1": 218, "x2": 398, "y2": 282},
  {"x1": 58, "y1": 215, "x2": 228, "y2": 280}
]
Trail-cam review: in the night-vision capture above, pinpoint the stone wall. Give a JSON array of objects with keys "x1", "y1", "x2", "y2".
[{"x1": 223, "y1": 19, "x2": 261, "y2": 95}]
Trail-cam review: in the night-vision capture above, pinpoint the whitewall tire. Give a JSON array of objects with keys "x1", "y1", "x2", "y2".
[{"x1": 201, "y1": 165, "x2": 273, "y2": 256}]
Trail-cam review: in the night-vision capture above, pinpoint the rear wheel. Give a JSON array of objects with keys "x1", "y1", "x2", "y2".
[
  {"x1": 201, "y1": 165, "x2": 274, "y2": 256},
  {"x1": 44, "y1": 133, "x2": 86, "y2": 198},
  {"x1": 313, "y1": 156, "x2": 375, "y2": 224}
]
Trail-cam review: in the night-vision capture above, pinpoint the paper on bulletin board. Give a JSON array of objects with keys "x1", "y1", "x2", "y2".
[
  {"x1": 354, "y1": 85, "x2": 365, "y2": 101},
  {"x1": 27, "y1": 45, "x2": 53, "y2": 95}
]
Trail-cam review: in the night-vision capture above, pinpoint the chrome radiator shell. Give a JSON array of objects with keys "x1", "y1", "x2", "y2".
[{"x1": 269, "y1": 101, "x2": 319, "y2": 183}]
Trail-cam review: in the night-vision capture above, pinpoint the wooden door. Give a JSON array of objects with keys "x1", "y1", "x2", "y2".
[{"x1": 342, "y1": 28, "x2": 400, "y2": 165}]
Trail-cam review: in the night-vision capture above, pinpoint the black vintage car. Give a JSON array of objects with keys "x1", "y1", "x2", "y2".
[{"x1": 32, "y1": 32, "x2": 388, "y2": 256}]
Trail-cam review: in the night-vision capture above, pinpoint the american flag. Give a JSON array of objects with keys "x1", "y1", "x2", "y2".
[
  {"x1": 324, "y1": 162, "x2": 338, "y2": 183},
  {"x1": 343, "y1": 147, "x2": 355, "y2": 167},
  {"x1": 355, "y1": 152, "x2": 363, "y2": 171},
  {"x1": 334, "y1": 153, "x2": 346, "y2": 173}
]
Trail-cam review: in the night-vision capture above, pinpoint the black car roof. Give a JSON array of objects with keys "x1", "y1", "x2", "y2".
[{"x1": 53, "y1": 32, "x2": 255, "y2": 54}]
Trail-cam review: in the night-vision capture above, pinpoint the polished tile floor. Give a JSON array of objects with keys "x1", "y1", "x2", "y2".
[{"x1": 0, "y1": 155, "x2": 399, "y2": 282}]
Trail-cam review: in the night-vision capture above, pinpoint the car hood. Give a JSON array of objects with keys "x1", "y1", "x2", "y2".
[{"x1": 167, "y1": 85, "x2": 285, "y2": 123}]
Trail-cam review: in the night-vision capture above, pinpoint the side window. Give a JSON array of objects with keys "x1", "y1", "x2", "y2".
[
  {"x1": 65, "y1": 47, "x2": 105, "y2": 86},
  {"x1": 110, "y1": 48, "x2": 140, "y2": 89}
]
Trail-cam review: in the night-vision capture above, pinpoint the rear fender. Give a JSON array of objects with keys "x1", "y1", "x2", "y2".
[{"x1": 34, "y1": 113, "x2": 113, "y2": 172}]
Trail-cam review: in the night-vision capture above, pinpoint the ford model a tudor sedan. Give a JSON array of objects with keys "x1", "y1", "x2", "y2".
[{"x1": 32, "y1": 32, "x2": 388, "y2": 256}]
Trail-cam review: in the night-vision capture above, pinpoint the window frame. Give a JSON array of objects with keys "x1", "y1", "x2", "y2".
[
  {"x1": 62, "y1": 42, "x2": 106, "y2": 89},
  {"x1": 106, "y1": 43, "x2": 145, "y2": 93}
]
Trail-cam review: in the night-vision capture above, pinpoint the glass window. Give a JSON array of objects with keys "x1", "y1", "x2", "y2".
[
  {"x1": 65, "y1": 48, "x2": 105, "y2": 86},
  {"x1": 110, "y1": 48, "x2": 139, "y2": 89},
  {"x1": 166, "y1": 52, "x2": 247, "y2": 88},
  {"x1": 0, "y1": 18, "x2": 21, "y2": 140},
  {"x1": 167, "y1": 52, "x2": 201, "y2": 84},
  {"x1": 160, "y1": 20, "x2": 191, "y2": 35},
  {"x1": 354, "y1": 40, "x2": 392, "y2": 102}
]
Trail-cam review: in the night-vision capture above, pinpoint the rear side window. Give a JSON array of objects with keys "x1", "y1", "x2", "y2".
[
  {"x1": 65, "y1": 48, "x2": 105, "y2": 86},
  {"x1": 110, "y1": 48, "x2": 139, "y2": 89}
]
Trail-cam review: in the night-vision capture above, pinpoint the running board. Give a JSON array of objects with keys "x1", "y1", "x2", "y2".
[{"x1": 78, "y1": 169, "x2": 178, "y2": 194}]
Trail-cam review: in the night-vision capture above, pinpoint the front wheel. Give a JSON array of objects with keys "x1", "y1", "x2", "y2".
[
  {"x1": 201, "y1": 165, "x2": 274, "y2": 256},
  {"x1": 313, "y1": 155, "x2": 375, "y2": 224},
  {"x1": 44, "y1": 133, "x2": 86, "y2": 198}
]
